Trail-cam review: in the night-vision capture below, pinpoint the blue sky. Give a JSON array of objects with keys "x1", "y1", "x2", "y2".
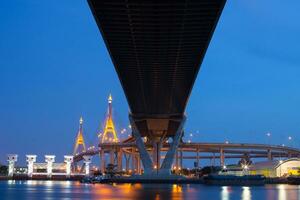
[{"x1": 1, "y1": 0, "x2": 300, "y2": 165}]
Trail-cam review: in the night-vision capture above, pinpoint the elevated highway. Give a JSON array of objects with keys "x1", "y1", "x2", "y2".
[{"x1": 74, "y1": 141, "x2": 300, "y2": 172}]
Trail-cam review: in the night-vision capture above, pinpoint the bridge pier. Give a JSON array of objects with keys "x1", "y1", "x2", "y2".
[
  {"x1": 175, "y1": 150, "x2": 179, "y2": 173},
  {"x1": 267, "y1": 149, "x2": 272, "y2": 161},
  {"x1": 7, "y1": 154, "x2": 18, "y2": 177},
  {"x1": 109, "y1": 150, "x2": 114, "y2": 165},
  {"x1": 152, "y1": 140, "x2": 162, "y2": 169},
  {"x1": 117, "y1": 149, "x2": 123, "y2": 171},
  {"x1": 26, "y1": 155, "x2": 37, "y2": 178},
  {"x1": 130, "y1": 116, "x2": 154, "y2": 174},
  {"x1": 220, "y1": 148, "x2": 225, "y2": 166},
  {"x1": 196, "y1": 149, "x2": 200, "y2": 168},
  {"x1": 100, "y1": 149, "x2": 105, "y2": 173},
  {"x1": 159, "y1": 117, "x2": 185, "y2": 175},
  {"x1": 125, "y1": 154, "x2": 130, "y2": 173}
]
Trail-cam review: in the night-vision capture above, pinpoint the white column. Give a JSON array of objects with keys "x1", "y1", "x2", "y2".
[
  {"x1": 64, "y1": 155, "x2": 73, "y2": 178},
  {"x1": 7, "y1": 154, "x2": 18, "y2": 177},
  {"x1": 83, "y1": 155, "x2": 92, "y2": 176},
  {"x1": 26, "y1": 155, "x2": 37, "y2": 178},
  {"x1": 45, "y1": 155, "x2": 55, "y2": 178}
]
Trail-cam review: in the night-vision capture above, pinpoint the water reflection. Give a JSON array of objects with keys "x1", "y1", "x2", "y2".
[
  {"x1": 1, "y1": 181, "x2": 300, "y2": 200},
  {"x1": 277, "y1": 185, "x2": 286, "y2": 200},
  {"x1": 89, "y1": 183, "x2": 184, "y2": 200},
  {"x1": 242, "y1": 186, "x2": 251, "y2": 200},
  {"x1": 221, "y1": 186, "x2": 230, "y2": 200}
]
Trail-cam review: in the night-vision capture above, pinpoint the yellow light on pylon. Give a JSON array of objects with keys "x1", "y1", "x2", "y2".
[
  {"x1": 73, "y1": 117, "x2": 86, "y2": 155},
  {"x1": 108, "y1": 93, "x2": 112, "y2": 103},
  {"x1": 101, "y1": 94, "x2": 119, "y2": 143}
]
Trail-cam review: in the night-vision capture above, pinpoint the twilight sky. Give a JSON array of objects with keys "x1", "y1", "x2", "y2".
[{"x1": 1, "y1": 0, "x2": 300, "y2": 165}]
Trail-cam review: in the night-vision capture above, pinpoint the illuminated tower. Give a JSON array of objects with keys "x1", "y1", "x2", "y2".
[
  {"x1": 73, "y1": 117, "x2": 86, "y2": 155},
  {"x1": 101, "y1": 94, "x2": 118, "y2": 143}
]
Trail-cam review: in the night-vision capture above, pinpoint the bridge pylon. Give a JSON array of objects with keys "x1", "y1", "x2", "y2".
[
  {"x1": 100, "y1": 94, "x2": 119, "y2": 143},
  {"x1": 73, "y1": 117, "x2": 86, "y2": 156}
]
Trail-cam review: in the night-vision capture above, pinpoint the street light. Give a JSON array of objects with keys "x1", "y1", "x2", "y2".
[
  {"x1": 266, "y1": 132, "x2": 271, "y2": 144},
  {"x1": 288, "y1": 136, "x2": 293, "y2": 147}
]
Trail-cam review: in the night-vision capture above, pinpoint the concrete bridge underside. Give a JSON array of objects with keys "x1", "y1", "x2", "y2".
[{"x1": 88, "y1": 0, "x2": 227, "y2": 175}]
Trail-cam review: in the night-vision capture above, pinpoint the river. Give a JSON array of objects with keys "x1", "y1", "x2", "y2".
[{"x1": 0, "y1": 180, "x2": 300, "y2": 200}]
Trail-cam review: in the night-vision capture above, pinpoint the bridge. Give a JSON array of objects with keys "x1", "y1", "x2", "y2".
[
  {"x1": 6, "y1": 1, "x2": 300, "y2": 179},
  {"x1": 88, "y1": 0, "x2": 227, "y2": 176},
  {"x1": 71, "y1": 95, "x2": 300, "y2": 175},
  {"x1": 74, "y1": 139, "x2": 300, "y2": 174}
]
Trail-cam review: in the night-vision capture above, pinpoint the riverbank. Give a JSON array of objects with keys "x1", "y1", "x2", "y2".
[
  {"x1": 0, "y1": 175, "x2": 83, "y2": 181},
  {"x1": 2, "y1": 175, "x2": 300, "y2": 185}
]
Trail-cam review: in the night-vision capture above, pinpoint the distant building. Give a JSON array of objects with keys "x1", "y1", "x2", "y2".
[{"x1": 249, "y1": 158, "x2": 300, "y2": 177}]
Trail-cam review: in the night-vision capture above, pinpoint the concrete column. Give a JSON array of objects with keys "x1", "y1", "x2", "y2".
[
  {"x1": 160, "y1": 117, "x2": 186, "y2": 175},
  {"x1": 100, "y1": 149, "x2": 105, "y2": 173},
  {"x1": 131, "y1": 153, "x2": 136, "y2": 172},
  {"x1": 83, "y1": 155, "x2": 92, "y2": 176},
  {"x1": 110, "y1": 150, "x2": 114, "y2": 164},
  {"x1": 125, "y1": 154, "x2": 130, "y2": 172},
  {"x1": 117, "y1": 150, "x2": 123, "y2": 171},
  {"x1": 45, "y1": 155, "x2": 55, "y2": 178},
  {"x1": 220, "y1": 148, "x2": 225, "y2": 166},
  {"x1": 152, "y1": 141, "x2": 161, "y2": 169},
  {"x1": 7, "y1": 154, "x2": 18, "y2": 177},
  {"x1": 196, "y1": 149, "x2": 200, "y2": 168},
  {"x1": 175, "y1": 150, "x2": 179, "y2": 173},
  {"x1": 180, "y1": 150, "x2": 183, "y2": 169},
  {"x1": 135, "y1": 155, "x2": 141, "y2": 174},
  {"x1": 26, "y1": 155, "x2": 37, "y2": 178},
  {"x1": 129, "y1": 116, "x2": 153, "y2": 174},
  {"x1": 64, "y1": 155, "x2": 73, "y2": 178},
  {"x1": 267, "y1": 149, "x2": 272, "y2": 161}
]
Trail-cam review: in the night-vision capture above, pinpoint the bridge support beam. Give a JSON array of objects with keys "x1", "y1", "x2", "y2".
[
  {"x1": 175, "y1": 150, "x2": 179, "y2": 173},
  {"x1": 136, "y1": 155, "x2": 141, "y2": 174},
  {"x1": 160, "y1": 117, "x2": 186, "y2": 175},
  {"x1": 220, "y1": 148, "x2": 225, "y2": 166},
  {"x1": 64, "y1": 155, "x2": 73, "y2": 178},
  {"x1": 100, "y1": 149, "x2": 105, "y2": 173},
  {"x1": 26, "y1": 155, "x2": 37, "y2": 178},
  {"x1": 125, "y1": 154, "x2": 130, "y2": 173},
  {"x1": 196, "y1": 149, "x2": 200, "y2": 168},
  {"x1": 45, "y1": 155, "x2": 55, "y2": 178},
  {"x1": 129, "y1": 116, "x2": 153, "y2": 174},
  {"x1": 109, "y1": 150, "x2": 114, "y2": 165},
  {"x1": 7, "y1": 154, "x2": 18, "y2": 177},
  {"x1": 267, "y1": 149, "x2": 272, "y2": 161},
  {"x1": 117, "y1": 149, "x2": 123, "y2": 172},
  {"x1": 152, "y1": 140, "x2": 162, "y2": 169},
  {"x1": 83, "y1": 155, "x2": 92, "y2": 176}
]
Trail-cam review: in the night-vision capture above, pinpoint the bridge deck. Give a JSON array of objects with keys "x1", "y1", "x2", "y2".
[{"x1": 88, "y1": 0, "x2": 226, "y2": 137}]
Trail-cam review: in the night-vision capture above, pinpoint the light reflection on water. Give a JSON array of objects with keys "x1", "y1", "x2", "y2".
[
  {"x1": 0, "y1": 181, "x2": 300, "y2": 200},
  {"x1": 221, "y1": 186, "x2": 230, "y2": 200},
  {"x1": 242, "y1": 186, "x2": 251, "y2": 200}
]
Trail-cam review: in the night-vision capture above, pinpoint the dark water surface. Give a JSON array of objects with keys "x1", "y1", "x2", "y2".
[{"x1": 1, "y1": 180, "x2": 300, "y2": 200}]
